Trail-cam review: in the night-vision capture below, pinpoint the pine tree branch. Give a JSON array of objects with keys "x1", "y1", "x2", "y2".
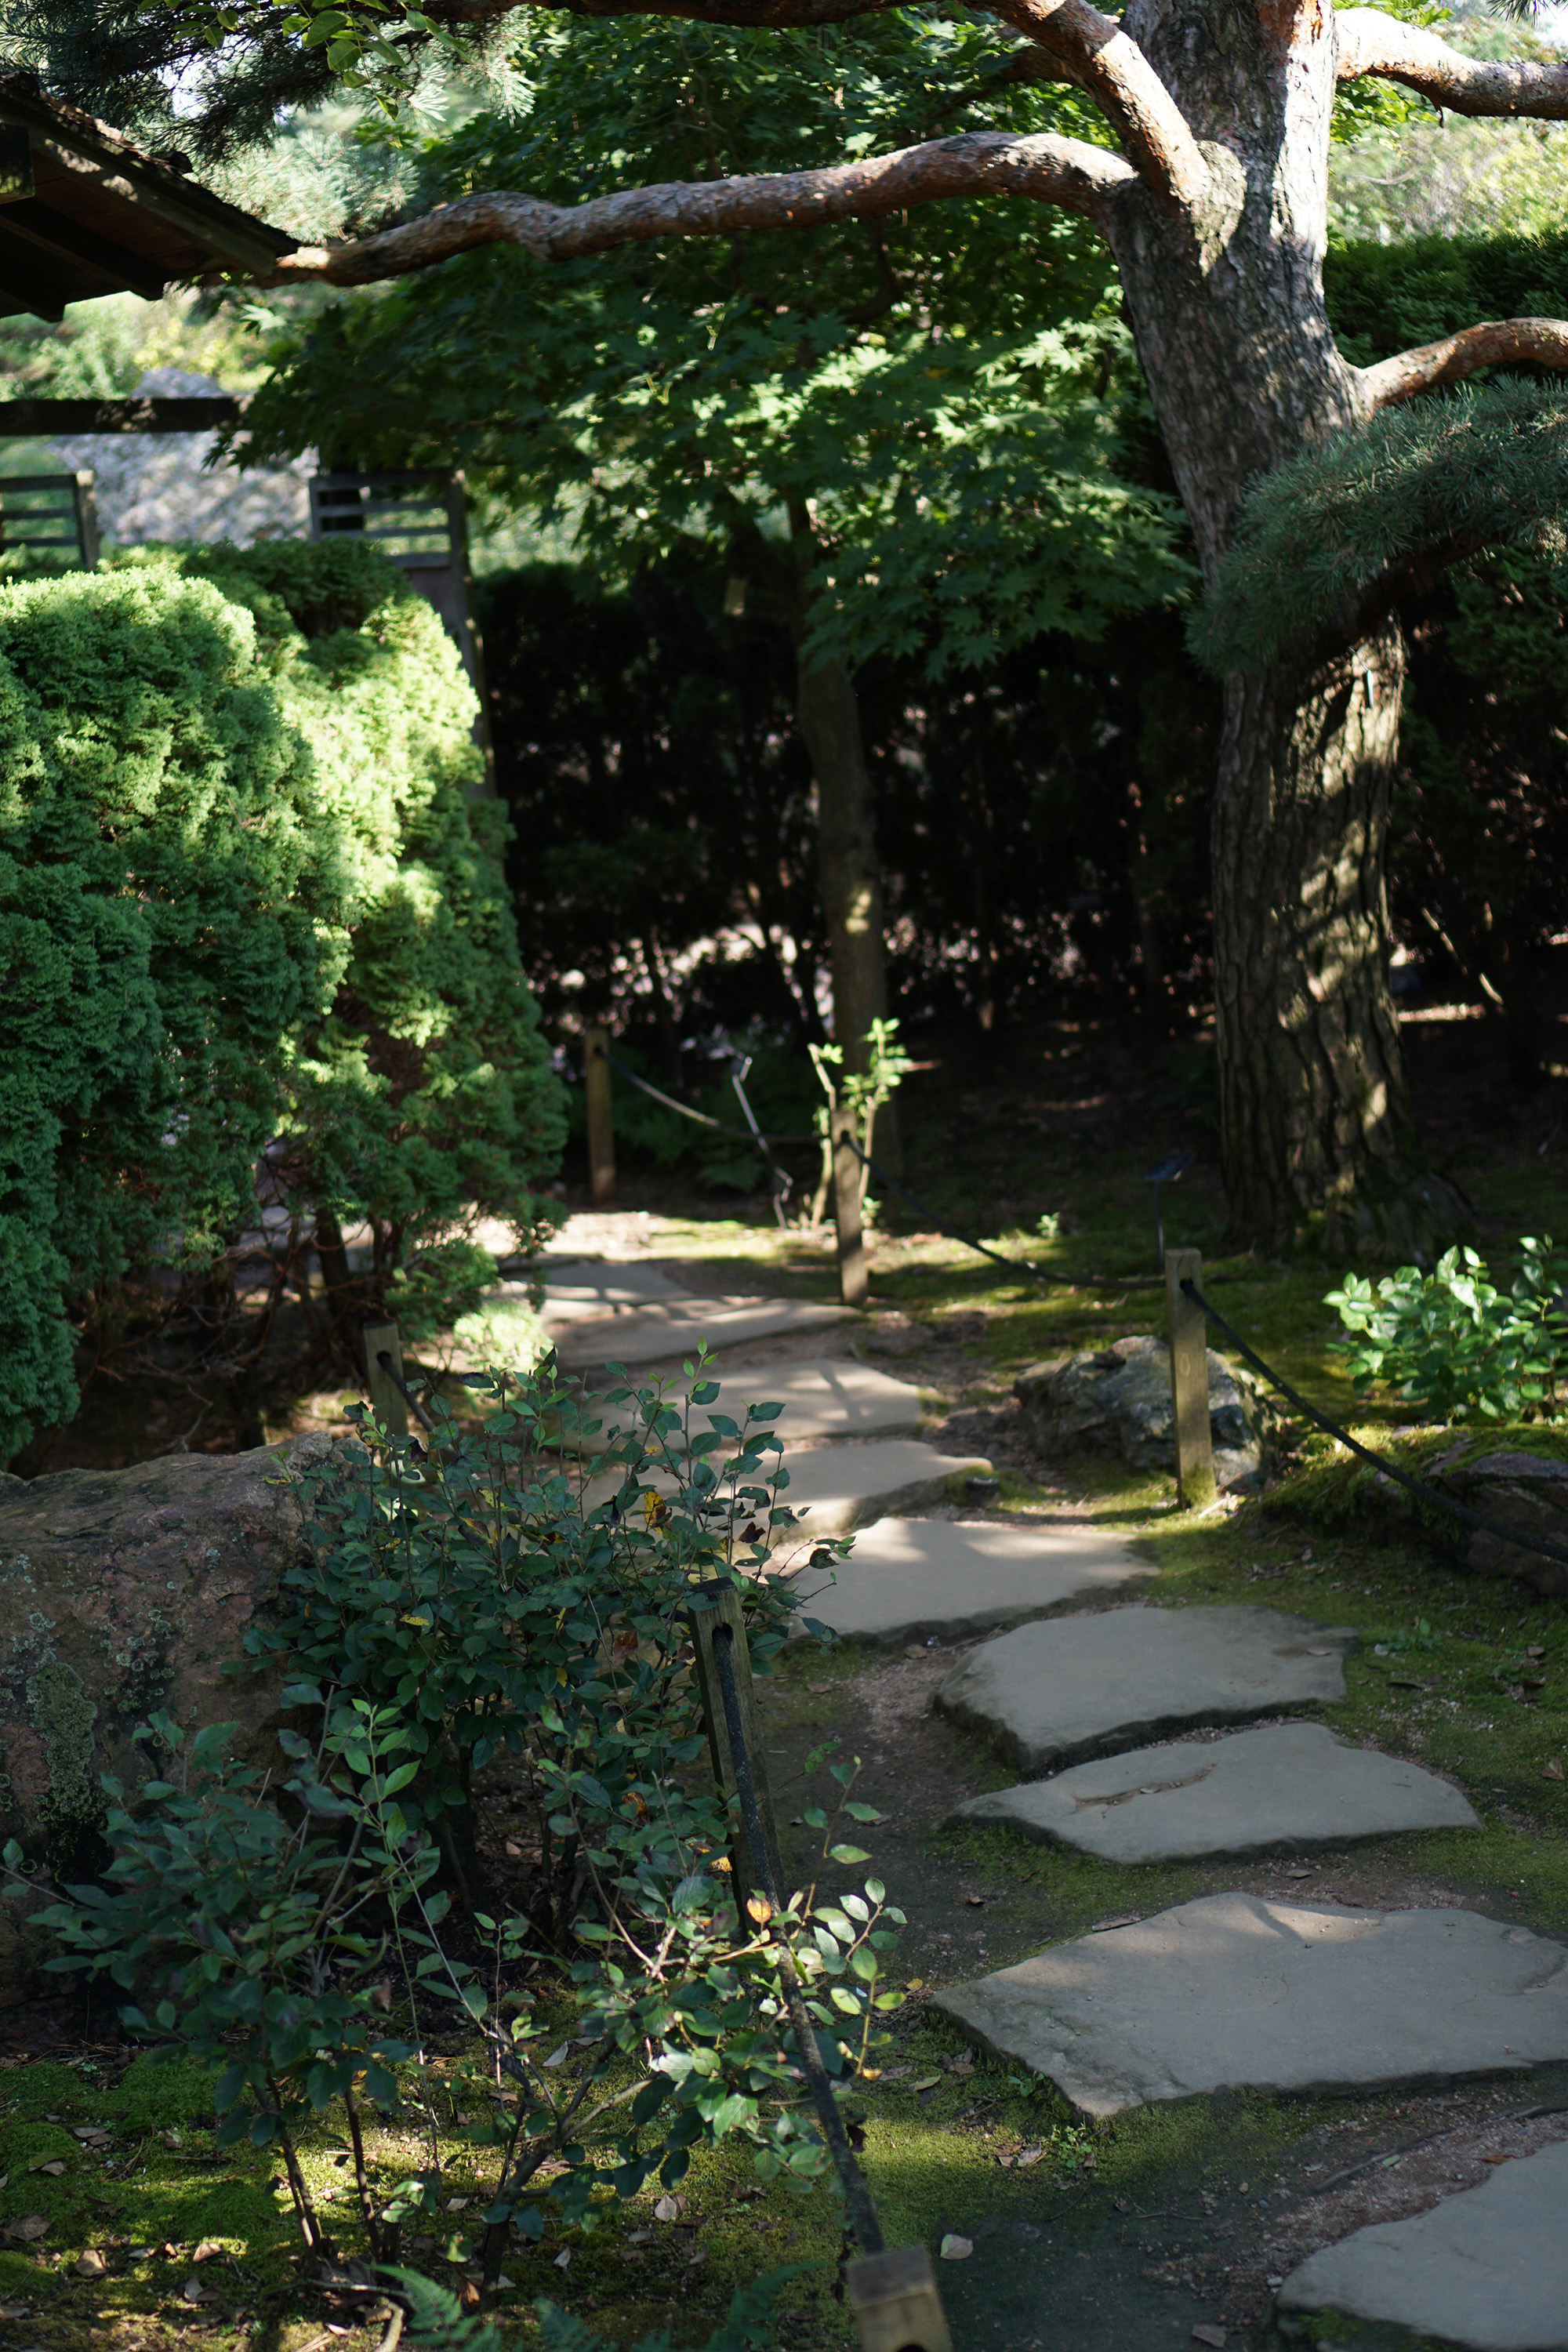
[
  {"x1": 1193, "y1": 378, "x2": 1568, "y2": 675},
  {"x1": 254, "y1": 132, "x2": 1138, "y2": 286},
  {"x1": 1336, "y1": 7, "x2": 1568, "y2": 120},
  {"x1": 989, "y1": 0, "x2": 1210, "y2": 206},
  {"x1": 1360, "y1": 318, "x2": 1568, "y2": 409}
]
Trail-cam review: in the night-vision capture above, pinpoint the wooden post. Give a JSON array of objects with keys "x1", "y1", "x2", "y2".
[
  {"x1": 684, "y1": 1579, "x2": 786, "y2": 1908},
  {"x1": 584, "y1": 1026, "x2": 615, "y2": 1207},
  {"x1": 845, "y1": 2245, "x2": 953, "y2": 2352},
  {"x1": 831, "y1": 1106, "x2": 868, "y2": 1308},
  {"x1": 1164, "y1": 1248, "x2": 1215, "y2": 1508},
  {"x1": 362, "y1": 1319, "x2": 409, "y2": 1439}
]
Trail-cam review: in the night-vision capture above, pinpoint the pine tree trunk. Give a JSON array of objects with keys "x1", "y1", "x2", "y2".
[{"x1": 1110, "y1": 0, "x2": 1461, "y2": 1251}]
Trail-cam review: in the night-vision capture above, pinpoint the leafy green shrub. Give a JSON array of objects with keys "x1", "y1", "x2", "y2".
[
  {"x1": 12, "y1": 1364, "x2": 902, "y2": 2278},
  {"x1": 393, "y1": 2261, "x2": 799, "y2": 2352},
  {"x1": 0, "y1": 539, "x2": 563, "y2": 1458},
  {"x1": 1326, "y1": 1237, "x2": 1568, "y2": 1421}
]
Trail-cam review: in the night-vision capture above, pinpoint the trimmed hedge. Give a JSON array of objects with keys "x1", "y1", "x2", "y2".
[{"x1": 0, "y1": 539, "x2": 563, "y2": 1461}]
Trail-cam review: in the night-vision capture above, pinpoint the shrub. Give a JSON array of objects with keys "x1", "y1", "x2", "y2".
[
  {"x1": 13, "y1": 1363, "x2": 901, "y2": 2279},
  {"x1": 0, "y1": 540, "x2": 564, "y2": 1459},
  {"x1": 1326, "y1": 1236, "x2": 1568, "y2": 1421}
]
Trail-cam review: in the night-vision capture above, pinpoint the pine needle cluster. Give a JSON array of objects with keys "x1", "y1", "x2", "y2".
[{"x1": 1192, "y1": 376, "x2": 1568, "y2": 675}]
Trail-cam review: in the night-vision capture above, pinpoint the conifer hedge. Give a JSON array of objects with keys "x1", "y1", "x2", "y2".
[{"x1": 0, "y1": 539, "x2": 563, "y2": 1462}]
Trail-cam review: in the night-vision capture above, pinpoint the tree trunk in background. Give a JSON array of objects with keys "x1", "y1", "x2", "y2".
[
  {"x1": 794, "y1": 648, "x2": 901, "y2": 1171},
  {"x1": 1108, "y1": 0, "x2": 1463, "y2": 1254},
  {"x1": 1211, "y1": 622, "x2": 1457, "y2": 1254}
]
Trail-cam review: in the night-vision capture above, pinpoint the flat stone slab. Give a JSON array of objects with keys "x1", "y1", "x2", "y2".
[
  {"x1": 949, "y1": 1721, "x2": 1479, "y2": 1862},
  {"x1": 538, "y1": 1258, "x2": 690, "y2": 1314},
  {"x1": 789, "y1": 1515, "x2": 1157, "y2": 1644},
  {"x1": 936, "y1": 1604, "x2": 1355, "y2": 1773},
  {"x1": 933, "y1": 1893, "x2": 1568, "y2": 2118},
  {"x1": 571, "y1": 1357, "x2": 927, "y2": 1454},
  {"x1": 1277, "y1": 2138, "x2": 1568, "y2": 2350},
  {"x1": 540, "y1": 1293, "x2": 853, "y2": 1368},
  {"x1": 586, "y1": 1440, "x2": 992, "y2": 1540}
]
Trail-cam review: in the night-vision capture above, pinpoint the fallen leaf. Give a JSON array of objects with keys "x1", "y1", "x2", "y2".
[
  {"x1": 653, "y1": 2194, "x2": 686, "y2": 2222},
  {"x1": 1014, "y1": 2146, "x2": 1046, "y2": 2170},
  {"x1": 504, "y1": 1842, "x2": 523, "y2": 1860},
  {"x1": 192, "y1": 2241, "x2": 223, "y2": 2264},
  {"x1": 938, "y1": 2234, "x2": 973, "y2": 2262},
  {"x1": 457, "y1": 2283, "x2": 481, "y2": 2313},
  {"x1": 686, "y1": 2249, "x2": 708, "y2": 2268},
  {"x1": 445, "y1": 2198, "x2": 469, "y2": 2212},
  {"x1": 74, "y1": 2251, "x2": 108, "y2": 2279},
  {"x1": 1282, "y1": 1867, "x2": 1312, "y2": 1879},
  {"x1": 1192, "y1": 2328, "x2": 1228, "y2": 2350},
  {"x1": 180, "y1": 2278, "x2": 210, "y2": 2304},
  {"x1": 543, "y1": 2044, "x2": 569, "y2": 2068},
  {"x1": 0, "y1": 2303, "x2": 30, "y2": 2319},
  {"x1": 554, "y1": 2250, "x2": 571, "y2": 2270},
  {"x1": 1544, "y1": 1757, "x2": 1566, "y2": 1782},
  {"x1": 1090, "y1": 1914, "x2": 1142, "y2": 1933},
  {"x1": 27, "y1": 2159, "x2": 66, "y2": 2176},
  {"x1": 627, "y1": 2230, "x2": 653, "y2": 2246},
  {"x1": 911, "y1": 2074, "x2": 943, "y2": 2093},
  {"x1": 964, "y1": 1894, "x2": 985, "y2": 1908},
  {"x1": 4, "y1": 2218, "x2": 49, "y2": 2244}
]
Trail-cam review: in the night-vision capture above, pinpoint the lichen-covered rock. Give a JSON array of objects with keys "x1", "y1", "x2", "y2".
[
  {"x1": 0, "y1": 1434, "x2": 337, "y2": 1994},
  {"x1": 1439, "y1": 1450, "x2": 1568, "y2": 1602},
  {"x1": 1014, "y1": 1335, "x2": 1272, "y2": 1489}
]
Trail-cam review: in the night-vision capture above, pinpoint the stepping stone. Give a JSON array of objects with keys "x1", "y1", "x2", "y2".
[
  {"x1": 1276, "y1": 2138, "x2": 1568, "y2": 2350},
  {"x1": 586, "y1": 1440, "x2": 993, "y2": 1540},
  {"x1": 933, "y1": 1893, "x2": 1568, "y2": 2118},
  {"x1": 539, "y1": 1289, "x2": 853, "y2": 1368},
  {"x1": 789, "y1": 1515, "x2": 1158, "y2": 1645},
  {"x1": 936, "y1": 1604, "x2": 1355, "y2": 1773},
  {"x1": 949, "y1": 1722, "x2": 1479, "y2": 1862},
  {"x1": 538, "y1": 1258, "x2": 690, "y2": 1313},
  {"x1": 569, "y1": 1357, "x2": 927, "y2": 1454}
]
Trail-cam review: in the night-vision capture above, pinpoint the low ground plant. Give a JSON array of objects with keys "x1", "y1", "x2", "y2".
[
  {"x1": 1325, "y1": 1236, "x2": 1568, "y2": 1421},
  {"x1": 5, "y1": 1362, "x2": 903, "y2": 2293}
]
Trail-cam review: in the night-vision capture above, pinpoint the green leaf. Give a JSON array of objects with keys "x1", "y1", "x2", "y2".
[{"x1": 828, "y1": 1844, "x2": 871, "y2": 1865}]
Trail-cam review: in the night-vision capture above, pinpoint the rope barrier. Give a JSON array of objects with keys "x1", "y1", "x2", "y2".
[
  {"x1": 709, "y1": 1623, "x2": 887, "y2": 2257},
  {"x1": 597, "y1": 1047, "x2": 815, "y2": 1145},
  {"x1": 1181, "y1": 1276, "x2": 1568, "y2": 1575},
  {"x1": 837, "y1": 1133, "x2": 1068, "y2": 1288}
]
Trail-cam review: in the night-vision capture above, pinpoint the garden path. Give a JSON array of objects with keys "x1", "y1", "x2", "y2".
[{"x1": 524, "y1": 1216, "x2": 1567, "y2": 2349}]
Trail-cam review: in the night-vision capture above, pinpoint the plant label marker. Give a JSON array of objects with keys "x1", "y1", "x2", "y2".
[{"x1": 362, "y1": 1319, "x2": 409, "y2": 1439}]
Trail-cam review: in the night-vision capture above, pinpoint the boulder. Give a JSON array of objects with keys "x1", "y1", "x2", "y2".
[
  {"x1": 1014, "y1": 1334, "x2": 1275, "y2": 1488},
  {"x1": 1439, "y1": 1450, "x2": 1568, "y2": 1602},
  {"x1": 0, "y1": 1435, "x2": 336, "y2": 1996}
]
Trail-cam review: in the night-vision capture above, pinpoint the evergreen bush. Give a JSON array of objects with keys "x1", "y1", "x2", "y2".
[{"x1": 0, "y1": 539, "x2": 563, "y2": 1461}]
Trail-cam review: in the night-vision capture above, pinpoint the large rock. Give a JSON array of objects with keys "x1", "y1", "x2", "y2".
[
  {"x1": 1014, "y1": 1334, "x2": 1274, "y2": 1487},
  {"x1": 1439, "y1": 1450, "x2": 1568, "y2": 1603},
  {"x1": 948, "y1": 1720, "x2": 1479, "y2": 1862},
  {"x1": 933, "y1": 1893, "x2": 1568, "y2": 2118},
  {"x1": 1276, "y1": 2138, "x2": 1568, "y2": 2350},
  {"x1": 0, "y1": 1436, "x2": 332, "y2": 1991},
  {"x1": 935, "y1": 1604, "x2": 1355, "y2": 1773}
]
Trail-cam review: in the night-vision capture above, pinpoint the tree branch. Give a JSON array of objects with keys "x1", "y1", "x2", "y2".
[
  {"x1": 1337, "y1": 7, "x2": 1568, "y2": 120},
  {"x1": 256, "y1": 131, "x2": 1138, "y2": 286},
  {"x1": 1360, "y1": 317, "x2": 1568, "y2": 411},
  {"x1": 989, "y1": 0, "x2": 1210, "y2": 207}
]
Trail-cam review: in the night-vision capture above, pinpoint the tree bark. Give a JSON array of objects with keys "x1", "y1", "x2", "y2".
[
  {"x1": 1105, "y1": 0, "x2": 1458, "y2": 1251},
  {"x1": 794, "y1": 648, "x2": 888, "y2": 1078}
]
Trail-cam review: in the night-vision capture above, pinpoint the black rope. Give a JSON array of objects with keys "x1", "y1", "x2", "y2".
[
  {"x1": 837, "y1": 1133, "x2": 1066, "y2": 1288},
  {"x1": 1181, "y1": 1277, "x2": 1568, "y2": 1574},
  {"x1": 597, "y1": 1047, "x2": 815, "y2": 1145},
  {"x1": 710, "y1": 1622, "x2": 885, "y2": 2257}
]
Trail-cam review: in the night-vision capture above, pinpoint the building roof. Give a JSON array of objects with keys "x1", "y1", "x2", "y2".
[{"x1": 0, "y1": 75, "x2": 295, "y2": 323}]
